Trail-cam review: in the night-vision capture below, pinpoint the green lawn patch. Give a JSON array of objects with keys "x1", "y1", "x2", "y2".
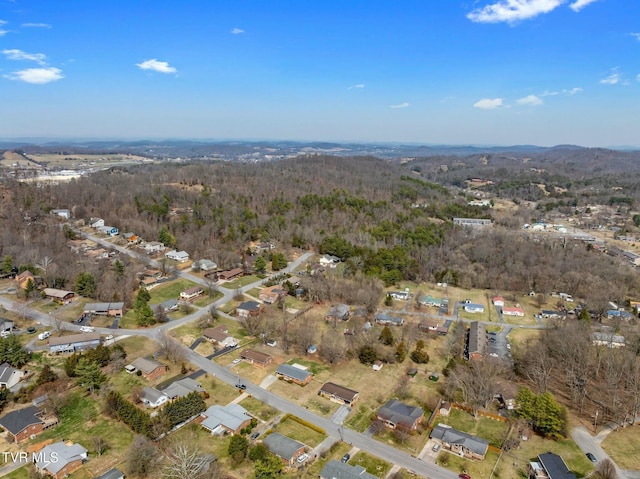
[
  {"x1": 435, "y1": 409, "x2": 509, "y2": 448},
  {"x1": 351, "y1": 451, "x2": 392, "y2": 477},
  {"x1": 240, "y1": 396, "x2": 279, "y2": 422},
  {"x1": 286, "y1": 358, "x2": 329, "y2": 375},
  {"x1": 149, "y1": 278, "x2": 200, "y2": 303},
  {"x1": 272, "y1": 416, "x2": 326, "y2": 447},
  {"x1": 601, "y1": 425, "x2": 640, "y2": 470},
  {"x1": 345, "y1": 404, "x2": 376, "y2": 433},
  {"x1": 225, "y1": 275, "x2": 261, "y2": 289}
]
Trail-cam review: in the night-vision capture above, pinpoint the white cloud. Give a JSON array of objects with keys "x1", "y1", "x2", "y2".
[
  {"x1": 4, "y1": 67, "x2": 63, "y2": 84},
  {"x1": 2, "y1": 49, "x2": 47, "y2": 64},
  {"x1": 636, "y1": 74, "x2": 640, "y2": 82},
  {"x1": 516, "y1": 94, "x2": 543, "y2": 106},
  {"x1": 231, "y1": 28, "x2": 244, "y2": 34},
  {"x1": 564, "y1": 87, "x2": 582, "y2": 95},
  {"x1": 22, "y1": 22, "x2": 51, "y2": 28},
  {"x1": 347, "y1": 83, "x2": 365, "y2": 90},
  {"x1": 136, "y1": 59, "x2": 177, "y2": 74},
  {"x1": 389, "y1": 102, "x2": 409, "y2": 109},
  {"x1": 541, "y1": 87, "x2": 582, "y2": 96},
  {"x1": 540, "y1": 90, "x2": 559, "y2": 96},
  {"x1": 630, "y1": 33, "x2": 640, "y2": 41},
  {"x1": 473, "y1": 98, "x2": 503, "y2": 109},
  {"x1": 467, "y1": 0, "x2": 564, "y2": 24},
  {"x1": 569, "y1": 0, "x2": 598, "y2": 12},
  {"x1": 600, "y1": 68, "x2": 620, "y2": 85},
  {"x1": 0, "y1": 20, "x2": 7, "y2": 36}
]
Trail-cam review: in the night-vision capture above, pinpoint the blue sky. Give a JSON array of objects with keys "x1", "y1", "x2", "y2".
[{"x1": 1, "y1": 0, "x2": 639, "y2": 147}]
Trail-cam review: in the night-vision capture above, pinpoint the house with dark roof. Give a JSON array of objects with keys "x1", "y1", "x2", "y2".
[
  {"x1": 430, "y1": 424, "x2": 489, "y2": 460},
  {"x1": 374, "y1": 313, "x2": 404, "y2": 326},
  {"x1": 467, "y1": 321, "x2": 486, "y2": 361},
  {"x1": 200, "y1": 404, "x2": 251, "y2": 435},
  {"x1": 239, "y1": 349, "x2": 273, "y2": 367},
  {"x1": 263, "y1": 432, "x2": 306, "y2": 466},
  {"x1": 83, "y1": 302, "x2": 125, "y2": 317},
  {"x1": 216, "y1": 268, "x2": 243, "y2": 281},
  {"x1": 129, "y1": 357, "x2": 168, "y2": 381},
  {"x1": 203, "y1": 326, "x2": 238, "y2": 348},
  {"x1": 318, "y1": 382, "x2": 359, "y2": 406},
  {"x1": 42, "y1": 288, "x2": 75, "y2": 304},
  {"x1": 376, "y1": 399, "x2": 424, "y2": 431},
  {"x1": 35, "y1": 441, "x2": 88, "y2": 479},
  {"x1": 236, "y1": 301, "x2": 263, "y2": 318},
  {"x1": 259, "y1": 285, "x2": 287, "y2": 304},
  {"x1": 0, "y1": 363, "x2": 26, "y2": 389},
  {"x1": 320, "y1": 459, "x2": 377, "y2": 479},
  {"x1": 325, "y1": 304, "x2": 351, "y2": 322},
  {"x1": 275, "y1": 364, "x2": 313, "y2": 385},
  {"x1": 48, "y1": 332, "x2": 101, "y2": 354},
  {"x1": 180, "y1": 285, "x2": 204, "y2": 301},
  {"x1": 529, "y1": 452, "x2": 577, "y2": 479},
  {"x1": 0, "y1": 406, "x2": 58, "y2": 443},
  {"x1": 95, "y1": 468, "x2": 125, "y2": 479}
]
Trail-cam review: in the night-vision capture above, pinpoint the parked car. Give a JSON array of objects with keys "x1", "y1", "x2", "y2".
[
  {"x1": 586, "y1": 452, "x2": 597, "y2": 463},
  {"x1": 0, "y1": 331, "x2": 11, "y2": 338},
  {"x1": 266, "y1": 339, "x2": 277, "y2": 347},
  {"x1": 250, "y1": 431, "x2": 260, "y2": 439},
  {"x1": 38, "y1": 331, "x2": 51, "y2": 341},
  {"x1": 104, "y1": 334, "x2": 114, "y2": 341},
  {"x1": 297, "y1": 453, "x2": 309, "y2": 463},
  {"x1": 80, "y1": 326, "x2": 95, "y2": 333},
  {"x1": 235, "y1": 384, "x2": 247, "y2": 390},
  {"x1": 341, "y1": 453, "x2": 350, "y2": 463},
  {"x1": 232, "y1": 358, "x2": 242, "y2": 364},
  {"x1": 432, "y1": 443, "x2": 441, "y2": 452},
  {"x1": 27, "y1": 326, "x2": 36, "y2": 334}
]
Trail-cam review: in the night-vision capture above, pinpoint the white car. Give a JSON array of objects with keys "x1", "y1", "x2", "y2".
[
  {"x1": 81, "y1": 326, "x2": 95, "y2": 333},
  {"x1": 232, "y1": 358, "x2": 242, "y2": 364},
  {"x1": 297, "y1": 453, "x2": 309, "y2": 463},
  {"x1": 266, "y1": 339, "x2": 277, "y2": 347},
  {"x1": 104, "y1": 334, "x2": 114, "y2": 341},
  {"x1": 0, "y1": 331, "x2": 11, "y2": 339}
]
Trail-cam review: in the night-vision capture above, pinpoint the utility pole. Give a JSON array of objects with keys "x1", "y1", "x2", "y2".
[{"x1": 594, "y1": 410, "x2": 599, "y2": 433}]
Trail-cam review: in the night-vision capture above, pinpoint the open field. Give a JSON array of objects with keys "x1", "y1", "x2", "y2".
[
  {"x1": 149, "y1": 278, "x2": 201, "y2": 303},
  {"x1": 271, "y1": 415, "x2": 327, "y2": 448},
  {"x1": 241, "y1": 396, "x2": 279, "y2": 422},
  {"x1": 224, "y1": 275, "x2": 262, "y2": 289},
  {"x1": 350, "y1": 450, "x2": 392, "y2": 478},
  {"x1": 601, "y1": 424, "x2": 640, "y2": 470},
  {"x1": 435, "y1": 409, "x2": 510, "y2": 448},
  {"x1": 23, "y1": 153, "x2": 150, "y2": 169}
]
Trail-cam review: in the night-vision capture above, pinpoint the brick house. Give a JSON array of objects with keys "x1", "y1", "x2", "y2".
[
  {"x1": 263, "y1": 432, "x2": 306, "y2": 466},
  {"x1": 239, "y1": 349, "x2": 273, "y2": 367},
  {"x1": 0, "y1": 406, "x2": 58, "y2": 443},
  {"x1": 35, "y1": 441, "x2": 88, "y2": 479},
  {"x1": 318, "y1": 382, "x2": 359, "y2": 407},
  {"x1": 129, "y1": 357, "x2": 168, "y2": 381},
  {"x1": 376, "y1": 399, "x2": 424, "y2": 431},
  {"x1": 275, "y1": 364, "x2": 313, "y2": 385}
]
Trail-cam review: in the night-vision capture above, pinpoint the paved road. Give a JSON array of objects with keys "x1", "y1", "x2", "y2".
[{"x1": 571, "y1": 425, "x2": 640, "y2": 479}]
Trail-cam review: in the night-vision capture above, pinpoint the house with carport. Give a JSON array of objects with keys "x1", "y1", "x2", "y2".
[
  {"x1": 239, "y1": 349, "x2": 273, "y2": 367},
  {"x1": 203, "y1": 326, "x2": 238, "y2": 348},
  {"x1": 320, "y1": 460, "x2": 377, "y2": 479},
  {"x1": 200, "y1": 404, "x2": 251, "y2": 435},
  {"x1": 430, "y1": 424, "x2": 489, "y2": 460},
  {"x1": 48, "y1": 333, "x2": 101, "y2": 354}
]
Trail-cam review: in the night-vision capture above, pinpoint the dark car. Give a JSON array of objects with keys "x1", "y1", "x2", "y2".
[
  {"x1": 26, "y1": 326, "x2": 36, "y2": 334},
  {"x1": 586, "y1": 452, "x2": 597, "y2": 463},
  {"x1": 341, "y1": 453, "x2": 350, "y2": 463},
  {"x1": 250, "y1": 431, "x2": 260, "y2": 439},
  {"x1": 236, "y1": 384, "x2": 247, "y2": 390}
]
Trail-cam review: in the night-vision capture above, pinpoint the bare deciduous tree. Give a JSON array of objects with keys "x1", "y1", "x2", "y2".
[{"x1": 156, "y1": 330, "x2": 185, "y2": 364}]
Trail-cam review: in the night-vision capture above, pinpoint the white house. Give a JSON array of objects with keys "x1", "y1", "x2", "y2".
[
  {"x1": 388, "y1": 291, "x2": 411, "y2": 301},
  {"x1": 90, "y1": 218, "x2": 105, "y2": 228},
  {"x1": 502, "y1": 307, "x2": 525, "y2": 317},
  {"x1": 165, "y1": 250, "x2": 190, "y2": 262},
  {"x1": 464, "y1": 303, "x2": 484, "y2": 313},
  {"x1": 492, "y1": 296, "x2": 505, "y2": 307},
  {"x1": 318, "y1": 254, "x2": 341, "y2": 267},
  {"x1": 141, "y1": 241, "x2": 165, "y2": 254},
  {"x1": 140, "y1": 387, "x2": 169, "y2": 408},
  {"x1": 51, "y1": 209, "x2": 71, "y2": 220},
  {"x1": 0, "y1": 363, "x2": 26, "y2": 389}
]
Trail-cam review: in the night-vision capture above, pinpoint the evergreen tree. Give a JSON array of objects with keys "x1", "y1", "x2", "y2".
[
  {"x1": 35, "y1": 364, "x2": 58, "y2": 386},
  {"x1": 271, "y1": 253, "x2": 288, "y2": 271},
  {"x1": 410, "y1": 339, "x2": 429, "y2": 364},
  {"x1": 158, "y1": 227, "x2": 176, "y2": 248},
  {"x1": 74, "y1": 272, "x2": 96, "y2": 297},
  {"x1": 254, "y1": 256, "x2": 267, "y2": 274},
  {"x1": 228, "y1": 435, "x2": 248, "y2": 464},
  {"x1": 75, "y1": 358, "x2": 107, "y2": 394},
  {"x1": 379, "y1": 326, "x2": 394, "y2": 345},
  {"x1": 358, "y1": 345, "x2": 377, "y2": 365},
  {"x1": 1, "y1": 255, "x2": 13, "y2": 275},
  {"x1": 395, "y1": 341, "x2": 407, "y2": 362},
  {"x1": 0, "y1": 335, "x2": 30, "y2": 368},
  {"x1": 254, "y1": 454, "x2": 283, "y2": 479}
]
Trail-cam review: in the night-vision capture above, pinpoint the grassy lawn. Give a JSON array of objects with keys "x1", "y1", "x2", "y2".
[
  {"x1": 3, "y1": 467, "x2": 30, "y2": 479},
  {"x1": 435, "y1": 409, "x2": 510, "y2": 448},
  {"x1": 225, "y1": 275, "x2": 261, "y2": 289},
  {"x1": 240, "y1": 396, "x2": 279, "y2": 422},
  {"x1": 286, "y1": 357, "x2": 330, "y2": 376},
  {"x1": 149, "y1": 278, "x2": 201, "y2": 303},
  {"x1": 351, "y1": 450, "x2": 392, "y2": 477},
  {"x1": 437, "y1": 449, "x2": 499, "y2": 478},
  {"x1": 194, "y1": 291, "x2": 223, "y2": 307},
  {"x1": 118, "y1": 335, "x2": 158, "y2": 360},
  {"x1": 601, "y1": 424, "x2": 640, "y2": 470},
  {"x1": 270, "y1": 416, "x2": 326, "y2": 447}
]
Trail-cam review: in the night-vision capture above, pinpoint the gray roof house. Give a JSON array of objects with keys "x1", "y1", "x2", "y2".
[
  {"x1": 48, "y1": 332, "x2": 101, "y2": 354},
  {"x1": 140, "y1": 387, "x2": 169, "y2": 408},
  {"x1": 374, "y1": 313, "x2": 404, "y2": 326},
  {"x1": 262, "y1": 432, "x2": 306, "y2": 465},
  {"x1": 95, "y1": 468, "x2": 125, "y2": 479},
  {"x1": 430, "y1": 424, "x2": 489, "y2": 460},
  {"x1": 377, "y1": 399, "x2": 424, "y2": 430},
  {"x1": 35, "y1": 441, "x2": 88, "y2": 479},
  {"x1": 320, "y1": 459, "x2": 377, "y2": 479},
  {"x1": 468, "y1": 321, "x2": 486, "y2": 361},
  {"x1": 162, "y1": 378, "x2": 205, "y2": 400},
  {"x1": 200, "y1": 404, "x2": 251, "y2": 435},
  {"x1": 0, "y1": 363, "x2": 26, "y2": 389},
  {"x1": 194, "y1": 259, "x2": 218, "y2": 271},
  {"x1": 531, "y1": 452, "x2": 578, "y2": 479},
  {"x1": 275, "y1": 364, "x2": 313, "y2": 385}
]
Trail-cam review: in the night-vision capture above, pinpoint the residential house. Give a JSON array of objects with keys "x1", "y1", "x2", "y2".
[
  {"x1": 541, "y1": 310, "x2": 564, "y2": 319},
  {"x1": 35, "y1": 441, "x2": 88, "y2": 479},
  {"x1": 43, "y1": 288, "x2": 75, "y2": 304},
  {"x1": 453, "y1": 218, "x2": 492, "y2": 227},
  {"x1": 529, "y1": 452, "x2": 577, "y2": 479},
  {"x1": 95, "y1": 468, "x2": 125, "y2": 479},
  {"x1": 419, "y1": 321, "x2": 439, "y2": 333},
  {"x1": 48, "y1": 333, "x2": 101, "y2": 354},
  {"x1": 325, "y1": 304, "x2": 351, "y2": 322},
  {"x1": 129, "y1": 357, "x2": 168, "y2": 381},
  {"x1": 388, "y1": 291, "x2": 410, "y2": 301},
  {"x1": 140, "y1": 276, "x2": 161, "y2": 289},
  {"x1": 320, "y1": 460, "x2": 377, "y2": 479},
  {"x1": 503, "y1": 307, "x2": 525, "y2": 317},
  {"x1": 436, "y1": 325, "x2": 450, "y2": 336},
  {"x1": 372, "y1": 360, "x2": 383, "y2": 371},
  {"x1": 236, "y1": 301, "x2": 262, "y2": 318},
  {"x1": 374, "y1": 313, "x2": 404, "y2": 326},
  {"x1": 318, "y1": 382, "x2": 359, "y2": 407},
  {"x1": 607, "y1": 309, "x2": 634, "y2": 320},
  {"x1": 275, "y1": 364, "x2": 313, "y2": 385},
  {"x1": 259, "y1": 285, "x2": 287, "y2": 304},
  {"x1": 239, "y1": 349, "x2": 273, "y2": 367},
  {"x1": 193, "y1": 259, "x2": 218, "y2": 271},
  {"x1": 592, "y1": 332, "x2": 626, "y2": 348},
  {"x1": 253, "y1": 241, "x2": 276, "y2": 253},
  {"x1": 97, "y1": 225, "x2": 119, "y2": 236},
  {"x1": 468, "y1": 321, "x2": 486, "y2": 361},
  {"x1": 165, "y1": 250, "x2": 190, "y2": 263},
  {"x1": 318, "y1": 254, "x2": 341, "y2": 268},
  {"x1": 492, "y1": 296, "x2": 505, "y2": 307},
  {"x1": 180, "y1": 286, "x2": 204, "y2": 301},
  {"x1": 123, "y1": 232, "x2": 139, "y2": 243},
  {"x1": 154, "y1": 298, "x2": 179, "y2": 313},
  {"x1": 0, "y1": 406, "x2": 58, "y2": 443},
  {"x1": 15, "y1": 271, "x2": 40, "y2": 290},
  {"x1": 90, "y1": 218, "x2": 105, "y2": 228},
  {"x1": 140, "y1": 387, "x2": 169, "y2": 408},
  {"x1": 83, "y1": 302, "x2": 124, "y2": 317},
  {"x1": 420, "y1": 295, "x2": 444, "y2": 307},
  {"x1": 0, "y1": 319, "x2": 14, "y2": 333},
  {"x1": 430, "y1": 424, "x2": 489, "y2": 461},
  {"x1": 85, "y1": 248, "x2": 109, "y2": 260},
  {"x1": 51, "y1": 209, "x2": 71, "y2": 220},
  {"x1": 0, "y1": 363, "x2": 27, "y2": 389},
  {"x1": 162, "y1": 378, "x2": 206, "y2": 400},
  {"x1": 376, "y1": 399, "x2": 424, "y2": 431},
  {"x1": 464, "y1": 303, "x2": 485, "y2": 313},
  {"x1": 140, "y1": 241, "x2": 165, "y2": 254},
  {"x1": 216, "y1": 268, "x2": 243, "y2": 281},
  {"x1": 203, "y1": 326, "x2": 238, "y2": 348},
  {"x1": 262, "y1": 432, "x2": 306, "y2": 466},
  {"x1": 200, "y1": 404, "x2": 251, "y2": 435}
]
